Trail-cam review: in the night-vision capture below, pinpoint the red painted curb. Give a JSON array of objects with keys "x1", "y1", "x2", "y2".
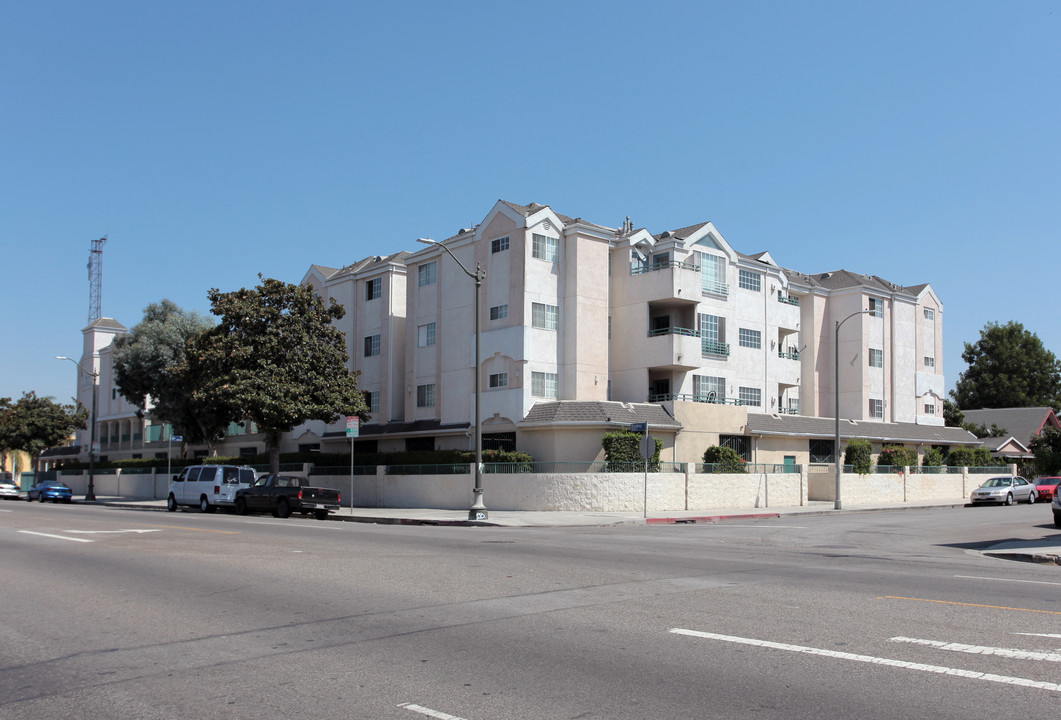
[{"x1": 645, "y1": 513, "x2": 781, "y2": 524}]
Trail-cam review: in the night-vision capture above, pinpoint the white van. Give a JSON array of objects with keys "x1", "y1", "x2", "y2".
[{"x1": 167, "y1": 465, "x2": 257, "y2": 513}]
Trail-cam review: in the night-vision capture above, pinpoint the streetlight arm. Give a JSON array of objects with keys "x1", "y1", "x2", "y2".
[
  {"x1": 56, "y1": 355, "x2": 98, "y2": 379},
  {"x1": 416, "y1": 238, "x2": 483, "y2": 281}
]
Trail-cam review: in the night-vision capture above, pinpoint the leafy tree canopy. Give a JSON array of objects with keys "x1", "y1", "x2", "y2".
[
  {"x1": 189, "y1": 276, "x2": 367, "y2": 472},
  {"x1": 951, "y1": 321, "x2": 1061, "y2": 411},
  {"x1": 1030, "y1": 426, "x2": 1061, "y2": 477},
  {"x1": 112, "y1": 299, "x2": 224, "y2": 448},
  {"x1": 0, "y1": 392, "x2": 88, "y2": 470}
]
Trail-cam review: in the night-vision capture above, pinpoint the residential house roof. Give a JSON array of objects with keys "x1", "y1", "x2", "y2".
[
  {"x1": 746, "y1": 413, "x2": 980, "y2": 445},
  {"x1": 520, "y1": 401, "x2": 681, "y2": 430}
]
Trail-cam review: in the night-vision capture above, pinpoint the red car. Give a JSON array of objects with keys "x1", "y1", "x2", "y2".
[{"x1": 1035, "y1": 477, "x2": 1061, "y2": 502}]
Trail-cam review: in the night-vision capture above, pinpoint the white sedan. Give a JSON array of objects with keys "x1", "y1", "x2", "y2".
[
  {"x1": 0, "y1": 479, "x2": 21, "y2": 500},
  {"x1": 969, "y1": 476, "x2": 1036, "y2": 505}
]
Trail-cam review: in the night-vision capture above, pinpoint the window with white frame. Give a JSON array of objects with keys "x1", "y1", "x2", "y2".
[
  {"x1": 868, "y1": 297, "x2": 884, "y2": 317},
  {"x1": 924, "y1": 356, "x2": 935, "y2": 368},
  {"x1": 738, "y1": 387, "x2": 762, "y2": 407},
  {"x1": 532, "y1": 234, "x2": 559, "y2": 262},
  {"x1": 924, "y1": 308, "x2": 935, "y2": 320},
  {"x1": 491, "y1": 236, "x2": 509, "y2": 253},
  {"x1": 416, "y1": 384, "x2": 436, "y2": 407},
  {"x1": 365, "y1": 277, "x2": 381, "y2": 301},
  {"x1": 699, "y1": 252, "x2": 727, "y2": 295},
  {"x1": 363, "y1": 334, "x2": 380, "y2": 357},
  {"x1": 490, "y1": 304, "x2": 508, "y2": 320},
  {"x1": 532, "y1": 302, "x2": 559, "y2": 330},
  {"x1": 694, "y1": 375, "x2": 726, "y2": 402},
  {"x1": 653, "y1": 252, "x2": 669, "y2": 270},
  {"x1": 489, "y1": 373, "x2": 508, "y2": 388},
  {"x1": 924, "y1": 402, "x2": 936, "y2": 415},
  {"x1": 417, "y1": 323, "x2": 436, "y2": 347},
  {"x1": 869, "y1": 398, "x2": 884, "y2": 418},
  {"x1": 738, "y1": 328, "x2": 761, "y2": 349},
  {"x1": 531, "y1": 371, "x2": 558, "y2": 398},
  {"x1": 418, "y1": 261, "x2": 437, "y2": 287},
  {"x1": 363, "y1": 390, "x2": 380, "y2": 414},
  {"x1": 738, "y1": 269, "x2": 761, "y2": 292},
  {"x1": 869, "y1": 348, "x2": 884, "y2": 368}
]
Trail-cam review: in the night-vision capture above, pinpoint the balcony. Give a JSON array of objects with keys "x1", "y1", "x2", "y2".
[
  {"x1": 702, "y1": 339, "x2": 730, "y2": 357},
  {"x1": 650, "y1": 393, "x2": 750, "y2": 406},
  {"x1": 777, "y1": 350, "x2": 800, "y2": 361},
  {"x1": 644, "y1": 327, "x2": 702, "y2": 370},
  {"x1": 777, "y1": 292, "x2": 800, "y2": 306},
  {"x1": 627, "y1": 260, "x2": 703, "y2": 304}
]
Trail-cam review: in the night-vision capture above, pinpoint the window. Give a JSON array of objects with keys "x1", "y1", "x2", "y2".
[
  {"x1": 924, "y1": 356, "x2": 935, "y2": 368},
  {"x1": 532, "y1": 234, "x2": 559, "y2": 262},
  {"x1": 694, "y1": 375, "x2": 725, "y2": 402},
  {"x1": 491, "y1": 236, "x2": 509, "y2": 253},
  {"x1": 483, "y1": 432, "x2": 516, "y2": 451},
  {"x1": 363, "y1": 334, "x2": 380, "y2": 357},
  {"x1": 416, "y1": 384, "x2": 436, "y2": 407},
  {"x1": 738, "y1": 269, "x2": 761, "y2": 292},
  {"x1": 924, "y1": 308, "x2": 935, "y2": 320},
  {"x1": 869, "y1": 398, "x2": 884, "y2": 418},
  {"x1": 489, "y1": 373, "x2": 508, "y2": 388},
  {"x1": 405, "y1": 437, "x2": 435, "y2": 452},
  {"x1": 417, "y1": 322, "x2": 436, "y2": 347},
  {"x1": 869, "y1": 348, "x2": 884, "y2": 368},
  {"x1": 531, "y1": 371, "x2": 558, "y2": 398},
  {"x1": 720, "y1": 435, "x2": 750, "y2": 461},
  {"x1": 365, "y1": 277, "x2": 381, "y2": 301},
  {"x1": 653, "y1": 252, "x2": 670, "y2": 270},
  {"x1": 868, "y1": 298, "x2": 884, "y2": 317},
  {"x1": 363, "y1": 391, "x2": 380, "y2": 414},
  {"x1": 418, "y1": 261, "x2": 437, "y2": 287},
  {"x1": 809, "y1": 439, "x2": 834, "y2": 463},
  {"x1": 699, "y1": 252, "x2": 727, "y2": 295},
  {"x1": 738, "y1": 328, "x2": 761, "y2": 349},
  {"x1": 532, "y1": 302, "x2": 559, "y2": 330},
  {"x1": 924, "y1": 403, "x2": 936, "y2": 415},
  {"x1": 490, "y1": 304, "x2": 508, "y2": 320},
  {"x1": 700, "y1": 314, "x2": 728, "y2": 355},
  {"x1": 738, "y1": 387, "x2": 762, "y2": 407}
]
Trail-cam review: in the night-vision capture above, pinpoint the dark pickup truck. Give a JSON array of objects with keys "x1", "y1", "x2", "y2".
[{"x1": 234, "y1": 473, "x2": 341, "y2": 520}]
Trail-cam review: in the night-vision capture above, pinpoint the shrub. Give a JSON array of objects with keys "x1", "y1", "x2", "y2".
[
  {"x1": 602, "y1": 431, "x2": 661, "y2": 472},
  {"x1": 702, "y1": 445, "x2": 747, "y2": 473},
  {"x1": 844, "y1": 439, "x2": 873, "y2": 475},
  {"x1": 921, "y1": 448, "x2": 944, "y2": 468},
  {"x1": 946, "y1": 447, "x2": 1001, "y2": 467},
  {"x1": 877, "y1": 445, "x2": 918, "y2": 469}
]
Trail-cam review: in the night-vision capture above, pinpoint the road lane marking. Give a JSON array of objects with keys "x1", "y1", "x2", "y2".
[
  {"x1": 955, "y1": 574, "x2": 1061, "y2": 587},
  {"x1": 1015, "y1": 632, "x2": 1061, "y2": 639},
  {"x1": 670, "y1": 629, "x2": 1061, "y2": 692},
  {"x1": 67, "y1": 529, "x2": 162, "y2": 535},
  {"x1": 398, "y1": 703, "x2": 468, "y2": 719},
  {"x1": 880, "y1": 595, "x2": 1061, "y2": 615},
  {"x1": 890, "y1": 636, "x2": 1061, "y2": 662},
  {"x1": 18, "y1": 531, "x2": 93, "y2": 543}
]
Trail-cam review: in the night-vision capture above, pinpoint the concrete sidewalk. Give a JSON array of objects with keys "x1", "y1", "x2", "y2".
[{"x1": 77, "y1": 496, "x2": 1061, "y2": 564}]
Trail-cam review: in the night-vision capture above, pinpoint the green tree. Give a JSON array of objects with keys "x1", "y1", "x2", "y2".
[
  {"x1": 112, "y1": 300, "x2": 227, "y2": 450},
  {"x1": 0, "y1": 396, "x2": 13, "y2": 472},
  {"x1": 844, "y1": 439, "x2": 873, "y2": 474},
  {"x1": 1, "y1": 392, "x2": 88, "y2": 471},
  {"x1": 602, "y1": 431, "x2": 661, "y2": 472},
  {"x1": 189, "y1": 276, "x2": 368, "y2": 473},
  {"x1": 951, "y1": 321, "x2": 1061, "y2": 410},
  {"x1": 1030, "y1": 426, "x2": 1061, "y2": 476},
  {"x1": 702, "y1": 445, "x2": 747, "y2": 473},
  {"x1": 943, "y1": 399, "x2": 965, "y2": 427}
]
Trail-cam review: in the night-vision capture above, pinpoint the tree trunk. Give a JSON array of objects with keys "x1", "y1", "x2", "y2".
[{"x1": 267, "y1": 431, "x2": 281, "y2": 474}]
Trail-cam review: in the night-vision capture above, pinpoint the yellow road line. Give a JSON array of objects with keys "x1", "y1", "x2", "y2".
[{"x1": 880, "y1": 596, "x2": 1061, "y2": 616}]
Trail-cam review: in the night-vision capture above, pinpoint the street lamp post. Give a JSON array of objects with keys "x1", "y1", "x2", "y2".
[
  {"x1": 417, "y1": 238, "x2": 487, "y2": 520},
  {"x1": 833, "y1": 309, "x2": 871, "y2": 510},
  {"x1": 57, "y1": 355, "x2": 98, "y2": 502}
]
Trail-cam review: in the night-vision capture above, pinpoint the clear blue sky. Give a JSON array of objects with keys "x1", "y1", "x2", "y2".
[{"x1": 3, "y1": 1, "x2": 1058, "y2": 406}]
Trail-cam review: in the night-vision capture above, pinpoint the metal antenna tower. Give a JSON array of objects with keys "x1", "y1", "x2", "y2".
[{"x1": 88, "y1": 236, "x2": 107, "y2": 324}]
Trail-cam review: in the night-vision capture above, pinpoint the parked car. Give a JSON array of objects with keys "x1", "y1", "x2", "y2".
[
  {"x1": 234, "y1": 473, "x2": 341, "y2": 520},
  {"x1": 26, "y1": 481, "x2": 73, "y2": 503},
  {"x1": 969, "y1": 476, "x2": 1036, "y2": 505},
  {"x1": 0, "y1": 478, "x2": 21, "y2": 500},
  {"x1": 1035, "y1": 477, "x2": 1061, "y2": 502},
  {"x1": 167, "y1": 464, "x2": 257, "y2": 512}
]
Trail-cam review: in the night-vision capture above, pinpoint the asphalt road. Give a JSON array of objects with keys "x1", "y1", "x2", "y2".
[{"x1": 2, "y1": 500, "x2": 1060, "y2": 719}]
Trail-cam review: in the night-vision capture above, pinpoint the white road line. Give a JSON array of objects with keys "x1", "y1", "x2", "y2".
[
  {"x1": 954, "y1": 574, "x2": 1061, "y2": 587},
  {"x1": 1014, "y1": 632, "x2": 1061, "y2": 639},
  {"x1": 397, "y1": 702, "x2": 468, "y2": 719},
  {"x1": 18, "y1": 531, "x2": 93, "y2": 543},
  {"x1": 670, "y1": 629, "x2": 1061, "y2": 692},
  {"x1": 890, "y1": 636, "x2": 1061, "y2": 663},
  {"x1": 67, "y1": 529, "x2": 162, "y2": 534}
]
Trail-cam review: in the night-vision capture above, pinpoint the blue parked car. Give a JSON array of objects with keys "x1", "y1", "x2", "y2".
[{"x1": 27, "y1": 481, "x2": 73, "y2": 503}]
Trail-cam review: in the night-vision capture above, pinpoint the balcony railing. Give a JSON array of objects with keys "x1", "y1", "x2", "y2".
[
  {"x1": 648, "y1": 326, "x2": 700, "y2": 338},
  {"x1": 702, "y1": 339, "x2": 730, "y2": 356},
  {"x1": 649, "y1": 393, "x2": 750, "y2": 406},
  {"x1": 777, "y1": 293, "x2": 800, "y2": 306},
  {"x1": 777, "y1": 350, "x2": 800, "y2": 360},
  {"x1": 631, "y1": 260, "x2": 700, "y2": 275},
  {"x1": 701, "y1": 279, "x2": 730, "y2": 297},
  {"x1": 778, "y1": 405, "x2": 800, "y2": 415}
]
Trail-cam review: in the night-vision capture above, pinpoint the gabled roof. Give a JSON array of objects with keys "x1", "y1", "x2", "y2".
[
  {"x1": 656, "y1": 222, "x2": 711, "y2": 242},
  {"x1": 84, "y1": 317, "x2": 127, "y2": 332},
  {"x1": 961, "y1": 407, "x2": 1060, "y2": 445},
  {"x1": 520, "y1": 401, "x2": 681, "y2": 429},
  {"x1": 497, "y1": 200, "x2": 576, "y2": 225},
  {"x1": 746, "y1": 413, "x2": 980, "y2": 445}
]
